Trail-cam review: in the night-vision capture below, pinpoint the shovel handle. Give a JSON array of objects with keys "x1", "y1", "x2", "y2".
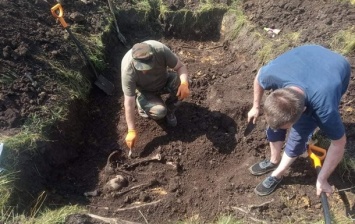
[
  {"x1": 315, "y1": 167, "x2": 332, "y2": 224},
  {"x1": 309, "y1": 146, "x2": 332, "y2": 224},
  {"x1": 320, "y1": 192, "x2": 332, "y2": 224},
  {"x1": 51, "y1": 3, "x2": 68, "y2": 28}
]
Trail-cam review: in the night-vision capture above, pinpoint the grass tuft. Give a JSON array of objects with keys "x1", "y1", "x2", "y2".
[
  {"x1": 174, "y1": 214, "x2": 242, "y2": 224},
  {"x1": 0, "y1": 70, "x2": 19, "y2": 85},
  {"x1": 338, "y1": 0, "x2": 355, "y2": 4},
  {"x1": 215, "y1": 215, "x2": 243, "y2": 224},
  {"x1": 330, "y1": 27, "x2": 355, "y2": 55},
  {"x1": 0, "y1": 171, "x2": 18, "y2": 223},
  {"x1": 24, "y1": 205, "x2": 86, "y2": 224},
  {"x1": 228, "y1": 7, "x2": 247, "y2": 39},
  {"x1": 256, "y1": 31, "x2": 300, "y2": 65}
]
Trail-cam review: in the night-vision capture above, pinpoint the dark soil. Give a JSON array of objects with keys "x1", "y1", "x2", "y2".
[{"x1": 1, "y1": 0, "x2": 355, "y2": 223}]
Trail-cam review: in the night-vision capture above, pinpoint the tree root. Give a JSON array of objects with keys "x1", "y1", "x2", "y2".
[
  {"x1": 232, "y1": 206, "x2": 268, "y2": 223},
  {"x1": 113, "y1": 180, "x2": 158, "y2": 198},
  {"x1": 248, "y1": 198, "x2": 274, "y2": 210},
  {"x1": 87, "y1": 213, "x2": 142, "y2": 224},
  {"x1": 116, "y1": 200, "x2": 161, "y2": 212},
  {"x1": 231, "y1": 199, "x2": 274, "y2": 224}
]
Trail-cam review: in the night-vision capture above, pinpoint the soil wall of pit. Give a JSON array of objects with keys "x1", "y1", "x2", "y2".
[{"x1": 7, "y1": 6, "x2": 233, "y2": 213}]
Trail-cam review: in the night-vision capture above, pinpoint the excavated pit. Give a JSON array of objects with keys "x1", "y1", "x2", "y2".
[{"x1": 2, "y1": 1, "x2": 355, "y2": 223}]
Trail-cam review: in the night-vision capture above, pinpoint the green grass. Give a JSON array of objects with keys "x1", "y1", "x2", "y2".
[
  {"x1": 0, "y1": 2, "x2": 109, "y2": 223},
  {"x1": 135, "y1": 0, "x2": 151, "y2": 11},
  {"x1": 0, "y1": 70, "x2": 19, "y2": 85},
  {"x1": 1, "y1": 104, "x2": 69, "y2": 152},
  {"x1": 256, "y1": 31, "x2": 301, "y2": 65},
  {"x1": 158, "y1": 0, "x2": 169, "y2": 15},
  {"x1": 330, "y1": 27, "x2": 355, "y2": 55},
  {"x1": 46, "y1": 61, "x2": 91, "y2": 100},
  {"x1": 338, "y1": 0, "x2": 355, "y2": 4},
  {"x1": 0, "y1": 49, "x2": 91, "y2": 223},
  {"x1": 339, "y1": 152, "x2": 355, "y2": 181},
  {"x1": 175, "y1": 214, "x2": 242, "y2": 224},
  {"x1": 215, "y1": 215, "x2": 243, "y2": 224},
  {"x1": 199, "y1": 0, "x2": 219, "y2": 12},
  {"x1": 227, "y1": 7, "x2": 248, "y2": 40},
  {"x1": 0, "y1": 172, "x2": 17, "y2": 222},
  {"x1": 70, "y1": 31, "x2": 108, "y2": 73},
  {"x1": 23, "y1": 205, "x2": 85, "y2": 224}
]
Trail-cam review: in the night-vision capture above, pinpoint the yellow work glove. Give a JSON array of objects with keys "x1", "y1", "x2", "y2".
[
  {"x1": 125, "y1": 129, "x2": 136, "y2": 149},
  {"x1": 177, "y1": 81, "x2": 190, "y2": 100}
]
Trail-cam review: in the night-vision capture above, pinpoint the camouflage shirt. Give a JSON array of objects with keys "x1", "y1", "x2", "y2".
[{"x1": 121, "y1": 40, "x2": 178, "y2": 96}]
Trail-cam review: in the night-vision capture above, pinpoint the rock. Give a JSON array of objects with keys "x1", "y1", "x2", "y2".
[
  {"x1": 168, "y1": 177, "x2": 180, "y2": 192},
  {"x1": 69, "y1": 12, "x2": 85, "y2": 23},
  {"x1": 324, "y1": 18, "x2": 332, "y2": 25},
  {"x1": 139, "y1": 192, "x2": 150, "y2": 202},
  {"x1": 3, "y1": 45, "x2": 12, "y2": 58},
  {"x1": 14, "y1": 42, "x2": 29, "y2": 57},
  {"x1": 103, "y1": 175, "x2": 128, "y2": 193},
  {"x1": 4, "y1": 108, "x2": 21, "y2": 127}
]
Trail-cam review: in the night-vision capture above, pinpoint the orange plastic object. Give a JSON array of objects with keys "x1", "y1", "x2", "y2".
[
  {"x1": 50, "y1": 4, "x2": 68, "y2": 28},
  {"x1": 308, "y1": 144, "x2": 327, "y2": 168}
]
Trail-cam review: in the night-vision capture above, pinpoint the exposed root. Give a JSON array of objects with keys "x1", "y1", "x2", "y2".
[
  {"x1": 87, "y1": 213, "x2": 141, "y2": 224},
  {"x1": 116, "y1": 200, "x2": 161, "y2": 212},
  {"x1": 104, "y1": 150, "x2": 121, "y2": 174},
  {"x1": 232, "y1": 205, "x2": 269, "y2": 224},
  {"x1": 114, "y1": 183, "x2": 150, "y2": 197},
  {"x1": 86, "y1": 205, "x2": 109, "y2": 210},
  {"x1": 232, "y1": 206, "x2": 249, "y2": 214},
  {"x1": 249, "y1": 216, "x2": 268, "y2": 223},
  {"x1": 115, "y1": 168, "x2": 134, "y2": 176},
  {"x1": 114, "y1": 179, "x2": 158, "y2": 198},
  {"x1": 138, "y1": 210, "x2": 149, "y2": 224},
  {"x1": 205, "y1": 45, "x2": 224, "y2": 50},
  {"x1": 248, "y1": 198, "x2": 274, "y2": 210},
  {"x1": 337, "y1": 186, "x2": 355, "y2": 192}
]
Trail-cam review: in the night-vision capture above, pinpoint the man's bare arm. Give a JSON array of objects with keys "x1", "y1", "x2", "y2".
[
  {"x1": 253, "y1": 70, "x2": 264, "y2": 109},
  {"x1": 248, "y1": 70, "x2": 264, "y2": 123},
  {"x1": 173, "y1": 59, "x2": 188, "y2": 83},
  {"x1": 318, "y1": 134, "x2": 346, "y2": 185},
  {"x1": 124, "y1": 95, "x2": 136, "y2": 130}
]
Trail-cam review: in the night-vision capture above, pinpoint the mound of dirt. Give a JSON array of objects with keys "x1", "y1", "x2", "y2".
[{"x1": 1, "y1": 0, "x2": 355, "y2": 223}]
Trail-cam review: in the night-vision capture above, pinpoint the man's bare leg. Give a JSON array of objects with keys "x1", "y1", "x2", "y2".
[
  {"x1": 271, "y1": 152, "x2": 297, "y2": 179},
  {"x1": 269, "y1": 141, "x2": 283, "y2": 164}
]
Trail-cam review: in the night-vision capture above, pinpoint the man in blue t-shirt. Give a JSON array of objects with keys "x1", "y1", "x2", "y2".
[{"x1": 247, "y1": 45, "x2": 351, "y2": 196}]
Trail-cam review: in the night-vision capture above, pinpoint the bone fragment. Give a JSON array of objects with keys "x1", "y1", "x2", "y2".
[
  {"x1": 116, "y1": 200, "x2": 161, "y2": 212},
  {"x1": 87, "y1": 213, "x2": 142, "y2": 224},
  {"x1": 84, "y1": 190, "x2": 98, "y2": 197},
  {"x1": 125, "y1": 153, "x2": 162, "y2": 168},
  {"x1": 103, "y1": 175, "x2": 128, "y2": 193}
]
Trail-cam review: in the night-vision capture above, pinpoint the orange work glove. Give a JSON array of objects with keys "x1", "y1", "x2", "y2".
[
  {"x1": 177, "y1": 81, "x2": 190, "y2": 100},
  {"x1": 125, "y1": 129, "x2": 136, "y2": 149}
]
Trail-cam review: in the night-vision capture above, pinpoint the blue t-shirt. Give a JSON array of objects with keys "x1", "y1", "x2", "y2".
[{"x1": 258, "y1": 45, "x2": 351, "y2": 140}]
